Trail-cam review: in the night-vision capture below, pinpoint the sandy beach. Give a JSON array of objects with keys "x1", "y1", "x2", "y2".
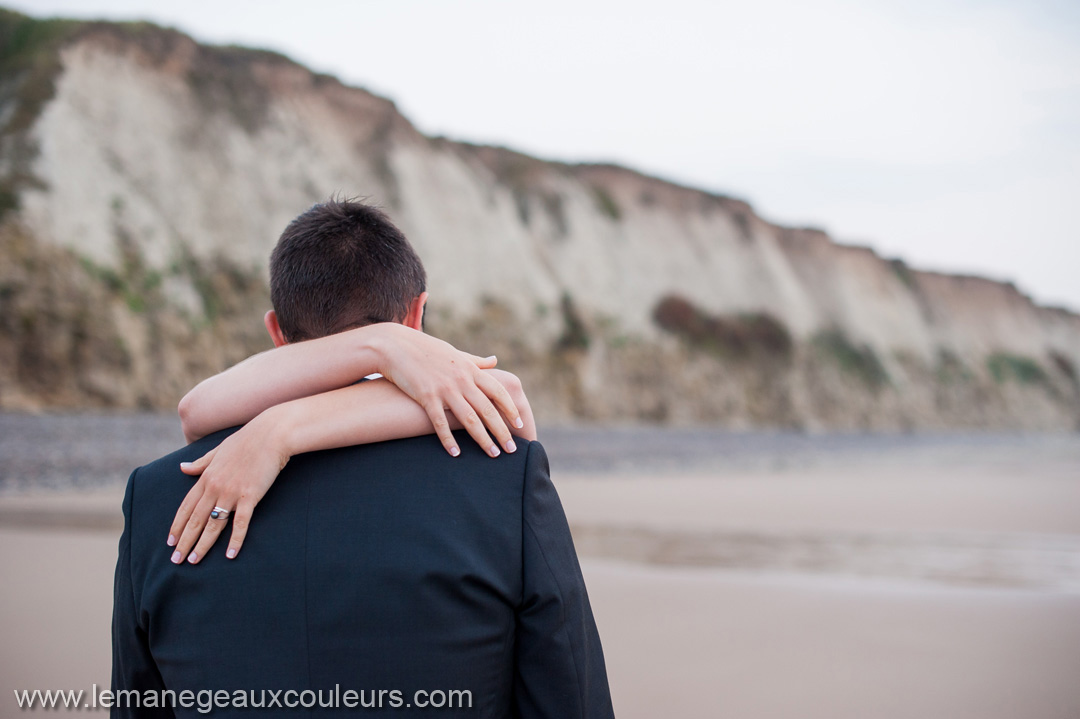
[{"x1": 2, "y1": 427, "x2": 1079, "y2": 718}]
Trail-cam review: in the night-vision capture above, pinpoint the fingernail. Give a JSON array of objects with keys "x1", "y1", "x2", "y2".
[
  {"x1": 515, "y1": 418, "x2": 524, "y2": 429},
  {"x1": 167, "y1": 534, "x2": 176, "y2": 547},
  {"x1": 450, "y1": 446, "x2": 460, "y2": 457},
  {"x1": 226, "y1": 548, "x2": 237, "y2": 559},
  {"x1": 180, "y1": 462, "x2": 195, "y2": 471},
  {"x1": 489, "y1": 445, "x2": 500, "y2": 458},
  {"x1": 171, "y1": 551, "x2": 182, "y2": 564},
  {"x1": 505, "y1": 439, "x2": 517, "y2": 453},
  {"x1": 485, "y1": 355, "x2": 497, "y2": 362},
  {"x1": 187, "y1": 552, "x2": 198, "y2": 564}
]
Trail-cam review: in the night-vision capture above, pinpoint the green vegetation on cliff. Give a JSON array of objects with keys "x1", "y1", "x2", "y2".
[
  {"x1": 986, "y1": 353, "x2": 1048, "y2": 385},
  {"x1": 811, "y1": 330, "x2": 890, "y2": 389}
]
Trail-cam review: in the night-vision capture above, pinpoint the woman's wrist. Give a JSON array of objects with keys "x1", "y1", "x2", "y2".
[
  {"x1": 250, "y1": 403, "x2": 298, "y2": 468},
  {"x1": 360, "y1": 322, "x2": 399, "y2": 378}
]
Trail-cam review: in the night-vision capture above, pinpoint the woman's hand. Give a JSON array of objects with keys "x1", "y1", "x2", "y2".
[
  {"x1": 372, "y1": 324, "x2": 524, "y2": 458},
  {"x1": 167, "y1": 414, "x2": 288, "y2": 564}
]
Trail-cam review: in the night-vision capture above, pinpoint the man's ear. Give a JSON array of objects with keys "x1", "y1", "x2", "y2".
[
  {"x1": 403, "y1": 292, "x2": 428, "y2": 331},
  {"x1": 264, "y1": 310, "x2": 288, "y2": 347}
]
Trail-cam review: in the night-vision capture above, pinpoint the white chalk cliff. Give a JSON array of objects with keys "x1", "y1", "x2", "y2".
[{"x1": 1, "y1": 11, "x2": 1077, "y2": 430}]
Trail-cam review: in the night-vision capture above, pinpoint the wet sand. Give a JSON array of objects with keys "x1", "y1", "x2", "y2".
[
  {"x1": 1, "y1": 527, "x2": 117, "y2": 698},
  {"x1": 588, "y1": 560, "x2": 1080, "y2": 719},
  {"x1": 557, "y1": 465, "x2": 1080, "y2": 592},
  {"x1": 2, "y1": 428, "x2": 1079, "y2": 718},
  {"x1": 3, "y1": 523, "x2": 1079, "y2": 719}
]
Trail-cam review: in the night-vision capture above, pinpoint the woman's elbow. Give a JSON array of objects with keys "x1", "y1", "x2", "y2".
[{"x1": 177, "y1": 392, "x2": 204, "y2": 443}]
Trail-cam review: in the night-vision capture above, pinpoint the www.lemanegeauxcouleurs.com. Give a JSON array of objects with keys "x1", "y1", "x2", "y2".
[{"x1": 14, "y1": 684, "x2": 474, "y2": 712}]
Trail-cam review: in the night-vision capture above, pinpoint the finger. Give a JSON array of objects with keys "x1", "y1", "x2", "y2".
[
  {"x1": 168, "y1": 481, "x2": 205, "y2": 547},
  {"x1": 179, "y1": 448, "x2": 217, "y2": 476},
  {"x1": 446, "y1": 394, "x2": 500, "y2": 458},
  {"x1": 474, "y1": 371, "x2": 524, "y2": 433},
  {"x1": 172, "y1": 494, "x2": 217, "y2": 564},
  {"x1": 469, "y1": 354, "x2": 498, "y2": 369},
  {"x1": 187, "y1": 506, "x2": 231, "y2": 564},
  {"x1": 464, "y1": 386, "x2": 516, "y2": 454},
  {"x1": 421, "y1": 396, "x2": 461, "y2": 458},
  {"x1": 225, "y1": 499, "x2": 256, "y2": 559}
]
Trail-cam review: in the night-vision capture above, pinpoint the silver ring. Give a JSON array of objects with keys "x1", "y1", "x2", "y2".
[{"x1": 210, "y1": 506, "x2": 231, "y2": 520}]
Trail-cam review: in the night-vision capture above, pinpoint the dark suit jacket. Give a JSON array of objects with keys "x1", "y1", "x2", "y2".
[{"x1": 112, "y1": 429, "x2": 613, "y2": 718}]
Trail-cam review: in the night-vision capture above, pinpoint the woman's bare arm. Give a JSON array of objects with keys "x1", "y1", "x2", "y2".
[
  {"x1": 168, "y1": 369, "x2": 536, "y2": 565},
  {"x1": 177, "y1": 325, "x2": 387, "y2": 442},
  {"x1": 273, "y1": 370, "x2": 536, "y2": 459},
  {"x1": 178, "y1": 322, "x2": 522, "y2": 459}
]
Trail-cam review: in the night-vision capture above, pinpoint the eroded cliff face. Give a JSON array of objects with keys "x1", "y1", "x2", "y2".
[{"x1": 1, "y1": 12, "x2": 1077, "y2": 429}]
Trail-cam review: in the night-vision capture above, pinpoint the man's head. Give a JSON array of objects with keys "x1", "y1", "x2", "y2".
[{"x1": 265, "y1": 198, "x2": 427, "y2": 346}]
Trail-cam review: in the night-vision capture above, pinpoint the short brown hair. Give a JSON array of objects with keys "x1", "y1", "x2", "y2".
[{"x1": 269, "y1": 199, "x2": 426, "y2": 342}]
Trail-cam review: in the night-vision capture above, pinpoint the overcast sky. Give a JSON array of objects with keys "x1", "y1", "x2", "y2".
[{"x1": 11, "y1": 0, "x2": 1080, "y2": 310}]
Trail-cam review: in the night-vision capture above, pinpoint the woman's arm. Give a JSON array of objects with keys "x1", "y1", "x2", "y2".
[
  {"x1": 273, "y1": 371, "x2": 536, "y2": 458},
  {"x1": 179, "y1": 322, "x2": 522, "y2": 459},
  {"x1": 177, "y1": 326, "x2": 384, "y2": 442},
  {"x1": 168, "y1": 369, "x2": 536, "y2": 565}
]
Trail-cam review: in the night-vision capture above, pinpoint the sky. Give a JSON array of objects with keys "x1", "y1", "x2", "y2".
[{"x1": 10, "y1": 0, "x2": 1080, "y2": 310}]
